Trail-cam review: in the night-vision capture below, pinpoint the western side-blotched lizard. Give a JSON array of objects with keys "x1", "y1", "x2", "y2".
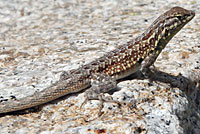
[{"x1": 0, "y1": 7, "x2": 195, "y2": 114}]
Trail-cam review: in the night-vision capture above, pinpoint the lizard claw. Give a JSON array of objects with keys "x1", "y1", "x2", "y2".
[{"x1": 79, "y1": 95, "x2": 89, "y2": 110}]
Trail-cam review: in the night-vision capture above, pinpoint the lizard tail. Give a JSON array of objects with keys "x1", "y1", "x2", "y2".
[{"x1": 0, "y1": 78, "x2": 89, "y2": 114}]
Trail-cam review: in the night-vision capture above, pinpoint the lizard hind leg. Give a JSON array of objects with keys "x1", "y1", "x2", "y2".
[{"x1": 81, "y1": 73, "x2": 120, "y2": 116}]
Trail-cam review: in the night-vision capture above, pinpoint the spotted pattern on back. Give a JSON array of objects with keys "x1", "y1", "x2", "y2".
[{"x1": 76, "y1": 6, "x2": 195, "y2": 80}]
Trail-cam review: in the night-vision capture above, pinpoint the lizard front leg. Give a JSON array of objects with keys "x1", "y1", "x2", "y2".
[
  {"x1": 140, "y1": 39, "x2": 167, "y2": 78},
  {"x1": 140, "y1": 52, "x2": 158, "y2": 77}
]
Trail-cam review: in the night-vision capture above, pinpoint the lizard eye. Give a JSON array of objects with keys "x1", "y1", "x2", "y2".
[
  {"x1": 177, "y1": 15, "x2": 183, "y2": 20},
  {"x1": 177, "y1": 15, "x2": 187, "y2": 21}
]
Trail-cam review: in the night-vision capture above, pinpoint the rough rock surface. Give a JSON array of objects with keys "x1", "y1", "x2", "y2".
[{"x1": 0, "y1": 0, "x2": 199, "y2": 134}]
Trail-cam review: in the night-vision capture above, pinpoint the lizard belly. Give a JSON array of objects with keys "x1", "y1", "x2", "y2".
[{"x1": 114, "y1": 64, "x2": 141, "y2": 80}]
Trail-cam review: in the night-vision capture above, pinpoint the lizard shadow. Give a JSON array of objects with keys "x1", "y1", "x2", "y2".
[{"x1": 122, "y1": 68, "x2": 200, "y2": 134}]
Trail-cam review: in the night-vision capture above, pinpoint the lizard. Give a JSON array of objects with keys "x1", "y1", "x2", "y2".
[{"x1": 0, "y1": 6, "x2": 195, "y2": 114}]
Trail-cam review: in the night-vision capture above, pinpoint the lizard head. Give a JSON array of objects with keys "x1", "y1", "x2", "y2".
[
  {"x1": 165, "y1": 6, "x2": 195, "y2": 24},
  {"x1": 142, "y1": 7, "x2": 195, "y2": 45},
  {"x1": 160, "y1": 6, "x2": 195, "y2": 42},
  {"x1": 139, "y1": 7, "x2": 195, "y2": 60}
]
